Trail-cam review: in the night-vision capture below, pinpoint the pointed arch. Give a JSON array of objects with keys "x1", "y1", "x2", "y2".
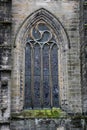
[
  {"x1": 14, "y1": 8, "x2": 70, "y2": 50},
  {"x1": 12, "y1": 8, "x2": 69, "y2": 111}
]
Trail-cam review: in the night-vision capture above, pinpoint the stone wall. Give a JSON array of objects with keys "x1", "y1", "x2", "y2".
[
  {"x1": 0, "y1": 118, "x2": 87, "y2": 130},
  {"x1": 81, "y1": 0, "x2": 87, "y2": 114},
  {"x1": 0, "y1": 0, "x2": 12, "y2": 121},
  {"x1": 0, "y1": 0, "x2": 85, "y2": 129},
  {"x1": 10, "y1": 119, "x2": 83, "y2": 130},
  {"x1": 11, "y1": 0, "x2": 82, "y2": 113}
]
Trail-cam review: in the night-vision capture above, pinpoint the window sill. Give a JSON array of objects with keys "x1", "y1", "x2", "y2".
[{"x1": 11, "y1": 108, "x2": 66, "y2": 119}]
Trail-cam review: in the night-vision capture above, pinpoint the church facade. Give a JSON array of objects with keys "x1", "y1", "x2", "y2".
[{"x1": 0, "y1": 0, "x2": 87, "y2": 129}]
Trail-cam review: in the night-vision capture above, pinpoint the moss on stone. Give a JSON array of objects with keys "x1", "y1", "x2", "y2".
[{"x1": 11, "y1": 108, "x2": 66, "y2": 119}]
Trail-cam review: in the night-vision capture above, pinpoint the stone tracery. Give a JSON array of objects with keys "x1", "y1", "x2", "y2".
[{"x1": 13, "y1": 8, "x2": 69, "y2": 112}]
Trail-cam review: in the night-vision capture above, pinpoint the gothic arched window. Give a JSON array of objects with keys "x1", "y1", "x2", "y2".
[
  {"x1": 24, "y1": 21, "x2": 59, "y2": 109},
  {"x1": 13, "y1": 8, "x2": 69, "y2": 112}
]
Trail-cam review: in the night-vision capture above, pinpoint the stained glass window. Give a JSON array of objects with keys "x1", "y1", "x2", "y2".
[{"x1": 24, "y1": 21, "x2": 59, "y2": 109}]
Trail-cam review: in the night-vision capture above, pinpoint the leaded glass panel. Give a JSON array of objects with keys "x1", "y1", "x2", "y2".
[
  {"x1": 25, "y1": 21, "x2": 59, "y2": 109},
  {"x1": 34, "y1": 76, "x2": 41, "y2": 108},
  {"x1": 51, "y1": 44, "x2": 58, "y2": 76},
  {"x1": 25, "y1": 76, "x2": 32, "y2": 109},
  {"x1": 25, "y1": 44, "x2": 31, "y2": 76},
  {"x1": 34, "y1": 44, "x2": 41, "y2": 76},
  {"x1": 51, "y1": 45, "x2": 59, "y2": 107},
  {"x1": 52, "y1": 76, "x2": 59, "y2": 107},
  {"x1": 43, "y1": 76, "x2": 50, "y2": 107},
  {"x1": 43, "y1": 45, "x2": 49, "y2": 76},
  {"x1": 38, "y1": 22, "x2": 49, "y2": 31}
]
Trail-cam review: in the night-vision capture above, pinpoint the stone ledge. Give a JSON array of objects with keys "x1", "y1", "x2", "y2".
[
  {"x1": 11, "y1": 108, "x2": 67, "y2": 119},
  {"x1": 0, "y1": 120, "x2": 10, "y2": 124}
]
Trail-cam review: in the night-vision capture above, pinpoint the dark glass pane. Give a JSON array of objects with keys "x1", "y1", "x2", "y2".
[
  {"x1": 43, "y1": 45, "x2": 50, "y2": 107},
  {"x1": 34, "y1": 76, "x2": 40, "y2": 108},
  {"x1": 43, "y1": 76, "x2": 50, "y2": 108},
  {"x1": 32, "y1": 27, "x2": 41, "y2": 40},
  {"x1": 25, "y1": 44, "x2": 31, "y2": 109},
  {"x1": 52, "y1": 76, "x2": 59, "y2": 107},
  {"x1": 34, "y1": 45, "x2": 41, "y2": 108},
  {"x1": 34, "y1": 44, "x2": 41, "y2": 76},
  {"x1": 38, "y1": 31, "x2": 51, "y2": 43},
  {"x1": 43, "y1": 45, "x2": 49, "y2": 76},
  {"x1": 25, "y1": 76, "x2": 32, "y2": 109},
  {"x1": 51, "y1": 44, "x2": 58, "y2": 76},
  {"x1": 25, "y1": 44, "x2": 31, "y2": 76},
  {"x1": 38, "y1": 23, "x2": 49, "y2": 31},
  {"x1": 51, "y1": 44, "x2": 59, "y2": 107}
]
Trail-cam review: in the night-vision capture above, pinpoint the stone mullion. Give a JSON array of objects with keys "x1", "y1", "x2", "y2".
[
  {"x1": 40, "y1": 46, "x2": 43, "y2": 108},
  {"x1": 49, "y1": 47, "x2": 53, "y2": 108},
  {"x1": 31, "y1": 46, "x2": 34, "y2": 108}
]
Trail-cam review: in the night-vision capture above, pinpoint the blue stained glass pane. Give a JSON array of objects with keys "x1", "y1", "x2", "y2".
[
  {"x1": 38, "y1": 23, "x2": 49, "y2": 31},
  {"x1": 51, "y1": 45, "x2": 59, "y2": 107},
  {"x1": 52, "y1": 76, "x2": 59, "y2": 107},
  {"x1": 43, "y1": 45, "x2": 49, "y2": 76},
  {"x1": 43, "y1": 76, "x2": 50, "y2": 108},
  {"x1": 34, "y1": 44, "x2": 41, "y2": 76},
  {"x1": 51, "y1": 44, "x2": 58, "y2": 76},
  {"x1": 25, "y1": 44, "x2": 31, "y2": 76},
  {"x1": 25, "y1": 76, "x2": 32, "y2": 109},
  {"x1": 38, "y1": 31, "x2": 51, "y2": 43},
  {"x1": 32, "y1": 27, "x2": 41, "y2": 40},
  {"x1": 34, "y1": 76, "x2": 40, "y2": 108}
]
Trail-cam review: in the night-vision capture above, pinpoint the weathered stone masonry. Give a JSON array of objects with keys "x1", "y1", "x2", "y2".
[
  {"x1": 81, "y1": 0, "x2": 87, "y2": 114},
  {"x1": 0, "y1": 0, "x2": 87, "y2": 129},
  {"x1": 11, "y1": 0, "x2": 82, "y2": 114},
  {"x1": 0, "y1": 0, "x2": 12, "y2": 121}
]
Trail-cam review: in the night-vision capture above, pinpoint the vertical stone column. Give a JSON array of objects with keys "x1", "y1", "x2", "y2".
[
  {"x1": 58, "y1": 46, "x2": 69, "y2": 112},
  {"x1": 11, "y1": 48, "x2": 21, "y2": 112},
  {"x1": 11, "y1": 43, "x2": 25, "y2": 112}
]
